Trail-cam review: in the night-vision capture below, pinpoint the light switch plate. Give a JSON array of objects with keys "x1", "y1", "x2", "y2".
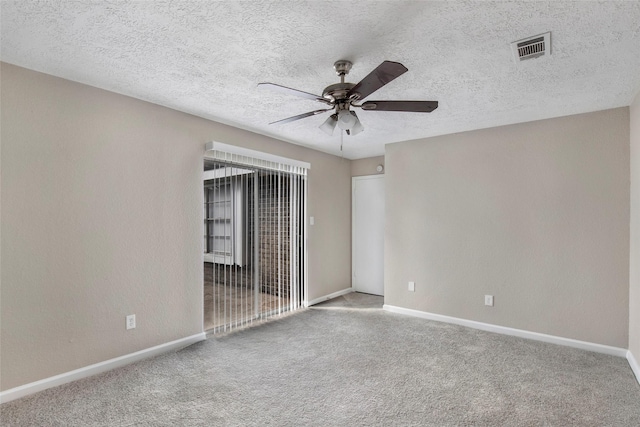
[{"x1": 408, "y1": 281, "x2": 415, "y2": 292}]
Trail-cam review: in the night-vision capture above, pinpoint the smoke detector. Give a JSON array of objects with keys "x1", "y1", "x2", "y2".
[{"x1": 511, "y1": 32, "x2": 551, "y2": 62}]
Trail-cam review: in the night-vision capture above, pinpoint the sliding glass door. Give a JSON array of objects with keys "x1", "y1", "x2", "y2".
[{"x1": 203, "y1": 157, "x2": 307, "y2": 333}]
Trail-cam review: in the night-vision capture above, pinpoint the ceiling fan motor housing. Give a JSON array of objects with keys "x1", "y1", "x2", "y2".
[{"x1": 322, "y1": 82, "x2": 356, "y2": 103}]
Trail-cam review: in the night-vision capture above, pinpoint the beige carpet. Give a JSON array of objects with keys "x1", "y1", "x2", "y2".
[{"x1": 2, "y1": 292, "x2": 639, "y2": 426}]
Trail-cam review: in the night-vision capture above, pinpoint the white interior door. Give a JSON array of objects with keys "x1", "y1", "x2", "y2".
[{"x1": 352, "y1": 175, "x2": 385, "y2": 296}]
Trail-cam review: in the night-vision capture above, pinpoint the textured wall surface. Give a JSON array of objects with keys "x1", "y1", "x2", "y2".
[
  {"x1": 2, "y1": 1, "x2": 640, "y2": 159},
  {"x1": 630, "y1": 92, "x2": 640, "y2": 359},
  {"x1": 351, "y1": 156, "x2": 385, "y2": 177},
  {"x1": 385, "y1": 108, "x2": 630, "y2": 347},
  {"x1": 0, "y1": 63, "x2": 351, "y2": 391}
]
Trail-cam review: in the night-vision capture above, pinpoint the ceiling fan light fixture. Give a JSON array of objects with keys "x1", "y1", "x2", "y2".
[
  {"x1": 319, "y1": 114, "x2": 338, "y2": 135},
  {"x1": 349, "y1": 111, "x2": 364, "y2": 135},
  {"x1": 337, "y1": 109, "x2": 356, "y2": 130}
]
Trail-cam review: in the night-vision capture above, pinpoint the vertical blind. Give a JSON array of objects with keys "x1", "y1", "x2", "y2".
[{"x1": 204, "y1": 142, "x2": 308, "y2": 333}]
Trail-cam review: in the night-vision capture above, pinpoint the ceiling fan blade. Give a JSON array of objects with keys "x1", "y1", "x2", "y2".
[
  {"x1": 346, "y1": 61, "x2": 408, "y2": 101},
  {"x1": 258, "y1": 82, "x2": 332, "y2": 105},
  {"x1": 360, "y1": 100, "x2": 438, "y2": 112},
  {"x1": 269, "y1": 109, "x2": 331, "y2": 125}
]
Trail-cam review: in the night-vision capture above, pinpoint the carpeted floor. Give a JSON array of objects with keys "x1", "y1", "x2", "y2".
[{"x1": 2, "y1": 292, "x2": 639, "y2": 426}]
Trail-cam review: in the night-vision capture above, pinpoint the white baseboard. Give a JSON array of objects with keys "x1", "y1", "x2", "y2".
[
  {"x1": 306, "y1": 287, "x2": 353, "y2": 306},
  {"x1": 628, "y1": 350, "x2": 640, "y2": 385},
  {"x1": 383, "y1": 304, "x2": 627, "y2": 358},
  {"x1": 0, "y1": 332, "x2": 206, "y2": 404}
]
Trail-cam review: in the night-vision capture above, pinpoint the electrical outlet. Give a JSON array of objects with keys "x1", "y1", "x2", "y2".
[
  {"x1": 408, "y1": 281, "x2": 415, "y2": 292},
  {"x1": 126, "y1": 314, "x2": 136, "y2": 330},
  {"x1": 484, "y1": 295, "x2": 494, "y2": 307}
]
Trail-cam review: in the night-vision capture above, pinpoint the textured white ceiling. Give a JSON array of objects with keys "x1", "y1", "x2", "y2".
[{"x1": 2, "y1": 1, "x2": 640, "y2": 159}]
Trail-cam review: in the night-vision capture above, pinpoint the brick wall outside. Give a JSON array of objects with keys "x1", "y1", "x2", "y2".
[{"x1": 258, "y1": 173, "x2": 290, "y2": 298}]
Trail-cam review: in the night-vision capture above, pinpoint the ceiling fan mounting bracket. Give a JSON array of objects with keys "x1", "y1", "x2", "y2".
[{"x1": 333, "y1": 60, "x2": 352, "y2": 77}]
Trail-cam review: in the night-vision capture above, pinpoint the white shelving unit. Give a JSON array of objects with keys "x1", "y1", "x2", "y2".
[{"x1": 203, "y1": 167, "x2": 251, "y2": 266}]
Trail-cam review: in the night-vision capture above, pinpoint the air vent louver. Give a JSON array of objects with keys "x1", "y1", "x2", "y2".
[{"x1": 511, "y1": 32, "x2": 551, "y2": 62}]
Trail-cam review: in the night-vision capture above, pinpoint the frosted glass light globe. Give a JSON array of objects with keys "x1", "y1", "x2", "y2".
[{"x1": 337, "y1": 110, "x2": 356, "y2": 130}]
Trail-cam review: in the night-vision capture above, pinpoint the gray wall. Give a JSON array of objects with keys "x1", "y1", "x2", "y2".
[
  {"x1": 0, "y1": 63, "x2": 351, "y2": 391},
  {"x1": 385, "y1": 108, "x2": 630, "y2": 348},
  {"x1": 630, "y1": 93, "x2": 640, "y2": 360},
  {"x1": 351, "y1": 156, "x2": 384, "y2": 177}
]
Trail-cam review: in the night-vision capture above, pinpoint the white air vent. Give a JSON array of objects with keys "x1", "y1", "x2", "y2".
[{"x1": 511, "y1": 32, "x2": 551, "y2": 62}]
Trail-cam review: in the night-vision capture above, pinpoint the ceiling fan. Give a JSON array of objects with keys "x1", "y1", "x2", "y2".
[{"x1": 258, "y1": 60, "x2": 438, "y2": 136}]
